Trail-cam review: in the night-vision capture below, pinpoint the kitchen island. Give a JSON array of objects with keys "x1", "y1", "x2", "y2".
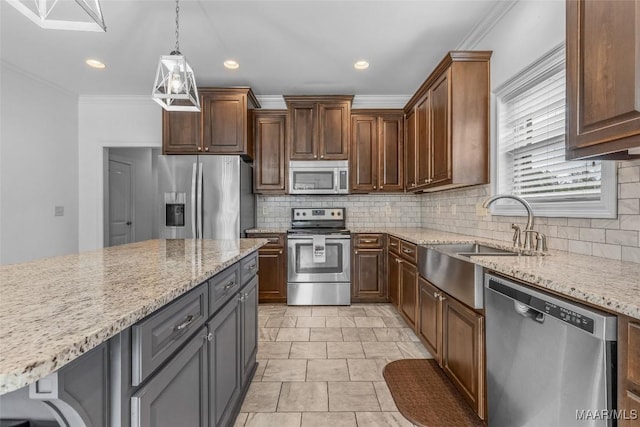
[{"x1": 0, "y1": 238, "x2": 266, "y2": 426}]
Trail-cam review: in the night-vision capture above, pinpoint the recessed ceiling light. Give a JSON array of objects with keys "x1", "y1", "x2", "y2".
[
  {"x1": 224, "y1": 60, "x2": 240, "y2": 70},
  {"x1": 85, "y1": 59, "x2": 105, "y2": 69},
  {"x1": 354, "y1": 60, "x2": 369, "y2": 70}
]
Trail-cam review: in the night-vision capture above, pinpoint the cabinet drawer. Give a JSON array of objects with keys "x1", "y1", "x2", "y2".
[
  {"x1": 388, "y1": 235, "x2": 401, "y2": 254},
  {"x1": 131, "y1": 285, "x2": 208, "y2": 386},
  {"x1": 400, "y1": 240, "x2": 417, "y2": 264},
  {"x1": 240, "y1": 252, "x2": 259, "y2": 285},
  {"x1": 354, "y1": 233, "x2": 384, "y2": 248},
  {"x1": 209, "y1": 264, "x2": 241, "y2": 315},
  {"x1": 247, "y1": 233, "x2": 285, "y2": 248}
]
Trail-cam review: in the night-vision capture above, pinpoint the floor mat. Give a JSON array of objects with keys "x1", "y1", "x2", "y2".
[{"x1": 383, "y1": 359, "x2": 484, "y2": 427}]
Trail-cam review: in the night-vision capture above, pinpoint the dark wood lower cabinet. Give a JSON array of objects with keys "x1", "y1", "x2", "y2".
[
  {"x1": 388, "y1": 252, "x2": 400, "y2": 307},
  {"x1": 247, "y1": 233, "x2": 287, "y2": 303},
  {"x1": 619, "y1": 315, "x2": 640, "y2": 427},
  {"x1": 399, "y1": 260, "x2": 417, "y2": 328},
  {"x1": 418, "y1": 277, "x2": 441, "y2": 364},
  {"x1": 441, "y1": 294, "x2": 485, "y2": 420},
  {"x1": 352, "y1": 248, "x2": 385, "y2": 301}
]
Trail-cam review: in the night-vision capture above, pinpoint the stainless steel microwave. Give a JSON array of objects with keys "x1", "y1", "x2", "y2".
[{"x1": 288, "y1": 160, "x2": 349, "y2": 194}]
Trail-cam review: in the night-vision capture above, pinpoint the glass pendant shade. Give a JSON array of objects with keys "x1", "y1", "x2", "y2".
[
  {"x1": 152, "y1": 52, "x2": 200, "y2": 112},
  {"x1": 6, "y1": 0, "x2": 106, "y2": 32}
]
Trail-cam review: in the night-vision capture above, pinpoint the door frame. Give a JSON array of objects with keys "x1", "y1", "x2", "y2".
[{"x1": 105, "y1": 153, "x2": 136, "y2": 247}]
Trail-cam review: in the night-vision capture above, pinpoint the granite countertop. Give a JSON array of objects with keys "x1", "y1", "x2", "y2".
[
  {"x1": 246, "y1": 228, "x2": 289, "y2": 234},
  {"x1": 353, "y1": 227, "x2": 640, "y2": 320},
  {"x1": 0, "y1": 238, "x2": 266, "y2": 395}
]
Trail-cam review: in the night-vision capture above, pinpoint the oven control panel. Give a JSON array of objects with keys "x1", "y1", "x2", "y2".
[{"x1": 291, "y1": 208, "x2": 345, "y2": 220}]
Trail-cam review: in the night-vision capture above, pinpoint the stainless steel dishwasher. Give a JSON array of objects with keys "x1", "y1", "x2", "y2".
[{"x1": 484, "y1": 273, "x2": 617, "y2": 427}]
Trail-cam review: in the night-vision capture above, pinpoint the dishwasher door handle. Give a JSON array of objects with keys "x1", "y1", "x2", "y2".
[{"x1": 513, "y1": 301, "x2": 545, "y2": 324}]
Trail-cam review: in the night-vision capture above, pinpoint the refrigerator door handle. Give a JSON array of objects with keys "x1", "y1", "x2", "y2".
[
  {"x1": 197, "y1": 161, "x2": 204, "y2": 239},
  {"x1": 191, "y1": 162, "x2": 198, "y2": 239}
]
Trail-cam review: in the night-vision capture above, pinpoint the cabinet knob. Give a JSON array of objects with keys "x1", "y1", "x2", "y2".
[
  {"x1": 205, "y1": 147, "x2": 209, "y2": 152},
  {"x1": 320, "y1": 155, "x2": 324, "y2": 159},
  {"x1": 279, "y1": 250, "x2": 283, "y2": 255},
  {"x1": 355, "y1": 250, "x2": 358, "y2": 254},
  {"x1": 198, "y1": 147, "x2": 202, "y2": 151},
  {"x1": 373, "y1": 185, "x2": 377, "y2": 189},
  {"x1": 314, "y1": 154, "x2": 318, "y2": 159},
  {"x1": 439, "y1": 295, "x2": 446, "y2": 302},
  {"x1": 433, "y1": 291, "x2": 439, "y2": 298},
  {"x1": 380, "y1": 186, "x2": 383, "y2": 189},
  {"x1": 204, "y1": 332, "x2": 214, "y2": 342}
]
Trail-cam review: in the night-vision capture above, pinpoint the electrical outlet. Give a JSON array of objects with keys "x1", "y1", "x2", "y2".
[
  {"x1": 436, "y1": 202, "x2": 441, "y2": 215},
  {"x1": 451, "y1": 204, "x2": 457, "y2": 215},
  {"x1": 262, "y1": 206, "x2": 268, "y2": 216},
  {"x1": 384, "y1": 203, "x2": 391, "y2": 215},
  {"x1": 476, "y1": 203, "x2": 488, "y2": 217}
]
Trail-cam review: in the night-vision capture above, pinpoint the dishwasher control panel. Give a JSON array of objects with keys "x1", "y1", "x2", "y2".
[{"x1": 534, "y1": 299, "x2": 595, "y2": 333}]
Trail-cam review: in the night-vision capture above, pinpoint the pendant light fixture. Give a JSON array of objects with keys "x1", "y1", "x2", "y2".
[
  {"x1": 152, "y1": 0, "x2": 200, "y2": 112},
  {"x1": 6, "y1": 0, "x2": 106, "y2": 32}
]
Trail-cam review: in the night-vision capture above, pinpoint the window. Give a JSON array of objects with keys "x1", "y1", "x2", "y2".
[{"x1": 493, "y1": 44, "x2": 617, "y2": 218}]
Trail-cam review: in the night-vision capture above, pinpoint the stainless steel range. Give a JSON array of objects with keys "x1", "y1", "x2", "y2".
[{"x1": 287, "y1": 208, "x2": 351, "y2": 305}]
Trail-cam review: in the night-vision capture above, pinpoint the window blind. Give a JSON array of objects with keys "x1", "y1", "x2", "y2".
[{"x1": 498, "y1": 66, "x2": 601, "y2": 202}]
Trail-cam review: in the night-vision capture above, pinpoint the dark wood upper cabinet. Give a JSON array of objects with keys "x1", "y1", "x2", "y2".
[
  {"x1": 405, "y1": 109, "x2": 417, "y2": 190},
  {"x1": 284, "y1": 95, "x2": 353, "y2": 160},
  {"x1": 163, "y1": 110, "x2": 202, "y2": 154},
  {"x1": 566, "y1": 0, "x2": 640, "y2": 159},
  {"x1": 254, "y1": 111, "x2": 287, "y2": 194},
  {"x1": 161, "y1": 87, "x2": 259, "y2": 159},
  {"x1": 351, "y1": 110, "x2": 404, "y2": 193},
  {"x1": 405, "y1": 51, "x2": 490, "y2": 192}
]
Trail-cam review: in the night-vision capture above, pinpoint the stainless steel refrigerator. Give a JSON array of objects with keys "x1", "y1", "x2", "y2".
[{"x1": 153, "y1": 155, "x2": 255, "y2": 239}]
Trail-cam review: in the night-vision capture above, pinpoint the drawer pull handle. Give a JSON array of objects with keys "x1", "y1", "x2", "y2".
[
  {"x1": 402, "y1": 248, "x2": 414, "y2": 254},
  {"x1": 361, "y1": 239, "x2": 376, "y2": 243},
  {"x1": 267, "y1": 238, "x2": 279, "y2": 243},
  {"x1": 223, "y1": 281, "x2": 235, "y2": 291},
  {"x1": 390, "y1": 242, "x2": 398, "y2": 247},
  {"x1": 247, "y1": 264, "x2": 257, "y2": 271},
  {"x1": 175, "y1": 315, "x2": 195, "y2": 331}
]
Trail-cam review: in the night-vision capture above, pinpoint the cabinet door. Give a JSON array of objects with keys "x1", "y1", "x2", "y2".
[
  {"x1": 441, "y1": 294, "x2": 485, "y2": 419},
  {"x1": 387, "y1": 254, "x2": 400, "y2": 308},
  {"x1": 202, "y1": 93, "x2": 247, "y2": 154},
  {"x1": 254, "y1": 112, "x2": 287, "y2": 193},
  {"x1": 318, "y1": 102, "x2": 350, "y2": 160},
  {"x1": 289, "y1": 103, "x2": 317, "y2": 160},
  {"x1": 351, "y1": 115, "x2": 378, "y2": 192},
  {"x1": 379, "y1": 115, "x2": 404, "y2": 192},
  {"x1": 241, "y1": 277, "x2": 258, "y2": 387},
  {"x1": 352, "y1": 247, "x2": 386, "y2": 302},
  {"x1": 399, "y1": 261, "x2": 417, "y2": 329},
  {"x1": 131, "y1": 329, "x2": 208, "y2": 427},
  {"x1": 619, "y1": 316, "x2": 640, "y2": 427},
  {"x1": 416, "y1": 94, "x2": 431, "y2": 188},
  {"x1": 430, "y1": 70, "x2": 452, "y2": 185},
  {"x1": 405, "y1": 109, "x2": 417, "y2": 190},
  {"x1": 257, "y1": 247, "x2": 287, "y2": 303},
  {"x1": 566, "y1": 0, "x2": 640, "y2": 159},
  {"x1": 418, "y1": 277, "x2": 441, "y2": 364},
  {"x1": 208, "y1": 298, "x2": 242, "y2": 427},
  {"x1": 162, "y1": 110, "x2": 201, "y2": 154}
]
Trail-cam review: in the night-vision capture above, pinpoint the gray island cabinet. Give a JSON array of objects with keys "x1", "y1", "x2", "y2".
[{"x1": 0, "y1": 241, "x2": 262, "y2": 427}]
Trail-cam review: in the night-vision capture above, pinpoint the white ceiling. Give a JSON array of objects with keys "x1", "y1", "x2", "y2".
[{"x1": 1, "y1": 0, "x2": 502, "y2": 97}]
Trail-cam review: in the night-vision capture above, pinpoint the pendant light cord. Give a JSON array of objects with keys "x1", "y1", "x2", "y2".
[{"x1": 174, "y1": 0, "x2": 180, "y2": 53}]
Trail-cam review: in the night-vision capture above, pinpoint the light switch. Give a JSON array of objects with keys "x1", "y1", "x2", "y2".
[{"x1": 54, "y1": 206, "x2": 64, "y2": 216}]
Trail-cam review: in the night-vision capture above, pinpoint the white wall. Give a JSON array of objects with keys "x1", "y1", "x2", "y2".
[
  {"x1": 0, "y1": 64, "x2": 79, "y2": 265},
  {"x1": 78, "y1": 97, "x2": 161, "y2": 251}
]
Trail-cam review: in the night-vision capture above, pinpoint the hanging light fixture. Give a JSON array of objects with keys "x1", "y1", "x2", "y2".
[
  {"x1": 152, "y1": 0, "x2": 200, "y2": 112},
  {"x1": 6, "y1": 0, "x2": 106, "y2": 32}
]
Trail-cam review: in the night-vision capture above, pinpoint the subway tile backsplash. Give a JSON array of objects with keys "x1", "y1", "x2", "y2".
[{"x1": 256, "y1": 161, "x2": 640, "y2": 263}]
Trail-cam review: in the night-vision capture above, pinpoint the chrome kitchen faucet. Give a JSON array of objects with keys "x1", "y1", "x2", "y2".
[{"x1": 482, "y1": 194, "x2": 547, "y2": 253}]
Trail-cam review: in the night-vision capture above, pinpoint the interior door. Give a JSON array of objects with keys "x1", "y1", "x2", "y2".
[{"x1": 109, "y1": 159, "x2": 133, "y2": 246}]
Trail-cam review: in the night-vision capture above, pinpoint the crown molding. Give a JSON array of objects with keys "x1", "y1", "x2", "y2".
[
  {"x1": 78, "y1": 95, "x2": 156, "y2": 106},
  {"x1": 456, "y1": 0, "x2": 519, "y2": 50},
  {"x1": 1, "y1": 60, "x2": 76, "y2": 97}
]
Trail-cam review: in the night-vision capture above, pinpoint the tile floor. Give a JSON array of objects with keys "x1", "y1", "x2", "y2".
[{"x1": 235, "y1": 303, "x2": 433, "y2": 427}]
